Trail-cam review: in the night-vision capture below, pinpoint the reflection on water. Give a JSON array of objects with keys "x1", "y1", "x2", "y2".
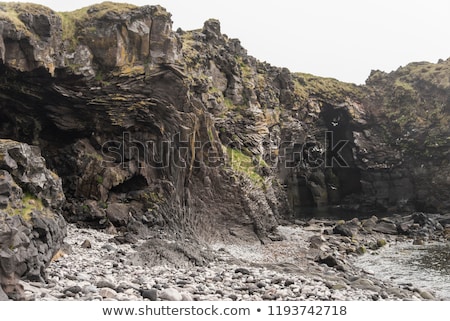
[{"x1": 354, "y1": 242, "x2": 450, "y2": 300}]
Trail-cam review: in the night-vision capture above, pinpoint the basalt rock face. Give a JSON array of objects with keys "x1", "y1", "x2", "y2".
[
  {"x1": 0, "y1": 139, "x2": 66, "y2": 299},
  {"x1": 0, "y1": 1, "x2": 449, "y2": 252},
  {"x1": 0, "y1": 3, "x2": 278, "y2": 245},
  {"x1": 362, "y1": 61, "x2": 450, "y2": 212},
  {"x1": 182, "y1": 20, "x2": 450, "y2": 215}
]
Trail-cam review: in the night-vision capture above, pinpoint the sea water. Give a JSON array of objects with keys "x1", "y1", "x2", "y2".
[{"x1": 354, "y1": 242, "x2": 450, "y2": 300}]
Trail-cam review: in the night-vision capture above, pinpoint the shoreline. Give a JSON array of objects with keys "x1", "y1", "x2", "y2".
[{"x1": 19, "y1": 212, "x2": 449, "y2": 301}]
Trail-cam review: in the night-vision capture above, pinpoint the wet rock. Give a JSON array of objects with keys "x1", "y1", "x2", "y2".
[
  {"x1": 351, "y1": 278, "x2": 380, "y2": 292},
  {"x1": 386, "y1": 287, "x2": 407, "y2": 299}
]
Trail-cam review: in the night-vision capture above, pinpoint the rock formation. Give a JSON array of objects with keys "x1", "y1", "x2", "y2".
[
  {"x1": 0, "y1": 2, "x2": 449, "y2": 298},
  {"x1": 0, "y1": 139, "x2": 66, "y2": 299}
]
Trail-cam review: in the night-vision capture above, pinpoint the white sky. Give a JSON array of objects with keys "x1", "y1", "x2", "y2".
[{"x1": 7, "y1": 0, "x2": 450, "y2": 84}]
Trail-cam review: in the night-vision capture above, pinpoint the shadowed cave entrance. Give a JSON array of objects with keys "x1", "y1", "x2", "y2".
[
  {"x1": 290, "y1": 103, "x2": 363, "y2": 219},
  {"x1": 110, "y1": 175, "x2": 149, "y2": 194}
]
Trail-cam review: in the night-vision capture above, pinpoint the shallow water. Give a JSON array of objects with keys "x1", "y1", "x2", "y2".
[{"x1": 354, "y1": 242, "x2": 450, "y2": 300}]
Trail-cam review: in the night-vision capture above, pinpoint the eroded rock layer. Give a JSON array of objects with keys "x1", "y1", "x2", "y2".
[{"x1": 0, "y1": 2, "x2": 449, "y2": 250}]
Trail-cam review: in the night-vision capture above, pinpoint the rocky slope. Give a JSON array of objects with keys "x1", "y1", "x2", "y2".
[
  {"x1": 0, "y1": 139, "x2": 66, "y2": 299},
  {"x1": 0, "y1": 2, "x2": 449, "y2": 300}
]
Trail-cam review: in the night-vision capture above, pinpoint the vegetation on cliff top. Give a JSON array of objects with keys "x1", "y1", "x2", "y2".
[
  {"x1": 58, "y1": 2, "x2": 138, "y2": 48},
  {"x1": 0, "y1": 2, "x2": 54, "y2": 33},
  {"x1": 367, "y1": 58, "x2": 450, "y2": 151},
  {"x1": 294, "y1": 72, "x2": 363, "y2": 104}
]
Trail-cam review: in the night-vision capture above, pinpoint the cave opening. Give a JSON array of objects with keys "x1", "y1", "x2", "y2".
[
  {"x1": 320, "y1": 103, "x2": 362, "y2": 200},
  {"x1": 111, "y1": 175, "x2": 148, "y2": 194}
]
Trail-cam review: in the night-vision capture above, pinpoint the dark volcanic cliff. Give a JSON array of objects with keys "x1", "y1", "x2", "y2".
[{"x1": 0, "y1": 1, "x2": 449, "y2": 255}]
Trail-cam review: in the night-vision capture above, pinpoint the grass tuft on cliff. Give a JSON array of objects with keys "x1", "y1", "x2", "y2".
[
  {"x1": 0, "y1": 2, "x2": 53, "y2": 33},
  {"x1": 58, "y1": 2, "x2": 138, "y2": 47},
  {"x1": 294, "y1": 72, "x2": 363, "y2": 104},
  {"x1": 226, "y1": 147, "x2": 265, "y2": 187},
  {"x1": 6, "y1": 193, "x2": 46, "y2": 221}
]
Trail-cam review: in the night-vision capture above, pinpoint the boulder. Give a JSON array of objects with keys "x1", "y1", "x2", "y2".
[
  {"x1": 309, "y1": 235, "x2": 329, "y2": 251},
  {"x1": 106, "y1": 203, "x2": 130, "y2": 227},
  {"x1": 333, "y1": 219, "x2": 360, "y2": 237},
  {"x1": 373, "y1": 220, "x2": 398, "y2": 235},
  {"x1": 141, "y1": 288, "x2": 158, "y2": 301}
]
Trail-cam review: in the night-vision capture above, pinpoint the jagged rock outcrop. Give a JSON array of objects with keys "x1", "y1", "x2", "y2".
[
  {"x1": 0, "y1": 3, "x2": 279, "y2": 246},
  {"x1": 181, "y1": 18, "x2": 450, "y2": 215},
  {"x1": 0, "y1": 1, "x2": 449, "y2": 254},
  {"x1": 361, "y1": 62, "x2": 450, "y2": 212},
  {"x1": 0, "y1": 139, "x2": 66, "y2": 300}
]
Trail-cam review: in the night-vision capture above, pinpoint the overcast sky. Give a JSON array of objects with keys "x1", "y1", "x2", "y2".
[{"x1": 8, "y1": 0, "x2": 450, "y2": 84}]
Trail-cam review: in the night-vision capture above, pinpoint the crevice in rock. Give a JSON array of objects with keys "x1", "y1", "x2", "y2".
[{"x1": 110, "y1": 175, "x2": 148, "y2": 194}]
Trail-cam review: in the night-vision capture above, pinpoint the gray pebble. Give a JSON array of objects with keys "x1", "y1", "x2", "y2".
[
  {"x1": 82, "y1": 285, "x2": 98, "y2": 294},
  {"x1": 96, "y1": 280, "x2": 116, "y2": 290},
  {"x1": 64, "y1": 285, "x2": 82, "y2": 294},
  {"x1": 141, "y1": 289, "x2": 158, "y2": 301},
  {"x1": 99, "y1": 288, "x2": 118, "y2": 299},
  {"x1": 235, "y1": 268, "x2": 251, "y2": 275}
]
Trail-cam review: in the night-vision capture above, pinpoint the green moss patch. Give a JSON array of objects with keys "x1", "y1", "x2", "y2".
[
  {"x1": 6, "y1": 193, "x2": 46, "y2": 221},
  {"x1": 226, "y1": 147, "x2": 265, "y2": 187}
]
